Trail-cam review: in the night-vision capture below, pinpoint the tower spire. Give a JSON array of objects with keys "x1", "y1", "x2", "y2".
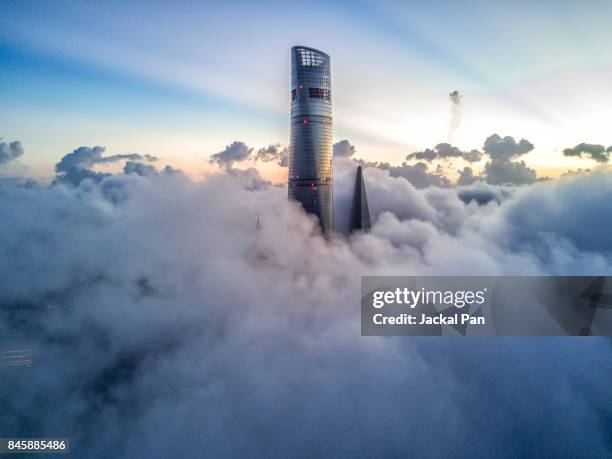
[{"x1": 349, "y1": 166, "x2": 371, "y2": 233}]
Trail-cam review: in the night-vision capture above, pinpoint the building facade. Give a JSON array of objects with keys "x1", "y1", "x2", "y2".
[{"x1": 288, "y1": 46, "x2": 333, "y2": 235}]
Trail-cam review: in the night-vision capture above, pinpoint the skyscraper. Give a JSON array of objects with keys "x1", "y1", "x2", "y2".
[
  {"x1": 349, "y1": 166, "x2": 371, "y2": 233},
  {"x1": 288, "y1": 46, "x2": 333, "y2": 236}
]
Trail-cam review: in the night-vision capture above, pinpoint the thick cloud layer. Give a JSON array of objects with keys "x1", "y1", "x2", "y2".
[{"x1": 1, "y1": 149, "x2": 611, "y2": 458}]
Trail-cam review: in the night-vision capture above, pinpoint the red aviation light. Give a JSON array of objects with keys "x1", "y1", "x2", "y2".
[
  {"x1": 299, "y1": 84, "x2": 304, "y2": 89},
  {"x1": 303, "y1": 119, "x2": 309, "y2": 124}
]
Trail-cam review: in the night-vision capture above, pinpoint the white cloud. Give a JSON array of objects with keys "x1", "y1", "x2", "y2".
[{"x1": 0, "y1": 156, "x2": 611, "y2": 457}]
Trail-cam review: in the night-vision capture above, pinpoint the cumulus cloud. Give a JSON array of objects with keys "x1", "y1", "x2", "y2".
[
  {"x1": 407, "y1": 143, "x2": 482, "y2": 163},
  {"x1": 483, "y1": 134, "x2": 534, "y2": 160},
  {"x1": 209, "y1": 141, "x2": 253, "y2": 170},
  {"x1": 363, "y1": 161, "x2": 451, "y2": 189},
  {"x1": 56, "y1": 146, "x2": 155, "y2": 171},
  {"x1": 335, "y1": 158, "x2": 443, "y2": 233},
  {"x1": 0, "y1": 156, "x2": 611, "y2": 457},
  {"x1": 333, "y1": 140, "x2": 357, "y2": 158},
  {"x1": 207, "y1": 141, "x2": 273, "y2": 188},
  {"x1": 123, "y1": 161, "x2": 184, "y2": 178},
  {"x1": 405, "y1": 134, "x2": 533, "y2": 171},
  {"x1": 255, "y1": 143, "x2": 288, "y2": 167},
  {"x1": 123, "y1": 161, "x2": 159, "y2": 177},
  {"x1": 482, "y1": 158, "x2": 538, "y2": 186},
  {"x1": 563, "y1": 143, "x2": 611, "y2": 163},
  {"x1": 457, "y1": 166, "x2": 477, "y2": 186},
  {"x1": 0, "y1": 140, "x2": 24, "y2": 165},
  {"x1": 256, "y1": 144, "x2": 279, "y2": 161},
  {"x1": 293, "y1": 132, "x2": 544, "y2": 190},
  {"x1": 406, "y1": 148, "x2": 437, "y2": 162},
  {"x1": 226, "y1": 166, "x2": 271, "y2": 191},
  {"x1": 54, "y1": 146, "x2": 158, "y2": 186},
  {"x1": 442, "y1": 134, "x2": 540, "y2": 187},
  {"x1": 374, "y1": 134, "x2": 540, "y2": 188}
]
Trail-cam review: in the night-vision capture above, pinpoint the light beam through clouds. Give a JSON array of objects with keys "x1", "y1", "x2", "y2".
[{"x1": 2, "y1": 1, "x2": 612, "y2": 175}]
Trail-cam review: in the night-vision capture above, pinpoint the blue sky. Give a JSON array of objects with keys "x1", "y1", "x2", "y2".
[{"x1": 1, "y1": 0, "x2": 611, "y2": 178}]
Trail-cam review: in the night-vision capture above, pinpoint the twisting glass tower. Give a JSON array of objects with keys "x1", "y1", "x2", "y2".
[{"x1": 288, "y1": 46, "x2": 333, "y2": 235}]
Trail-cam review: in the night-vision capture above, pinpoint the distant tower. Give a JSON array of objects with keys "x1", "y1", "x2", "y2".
[
  {"x1": 349, "y1": 166, "x2": 371, "y2": 233},
  {"x1": 256, "y1": 213, "x2": 262, "y2": 231},
  {"x1": 287, "y1": 46, "x2": 333, "y2": 236}
]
